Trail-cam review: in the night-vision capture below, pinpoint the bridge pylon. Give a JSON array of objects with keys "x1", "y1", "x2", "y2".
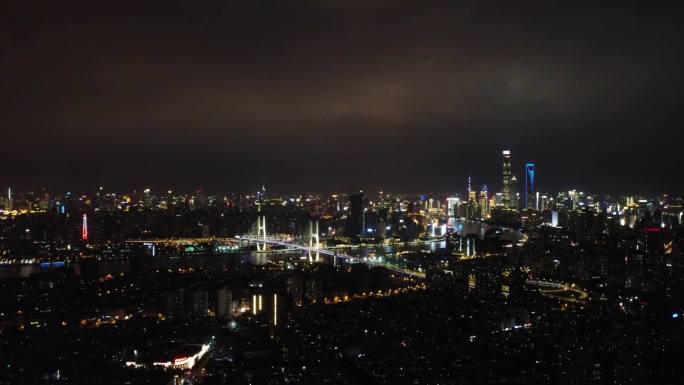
[
  {"x1": 257, "y1": 215, "x2": 267, "y2": 252},
  {"x1": 308, "y1": 220, "x2": 320, "y2": 262},
  {"x1": 256, "y1": 185, "x2": 267, "y2": 252},
  {"x1": 465, "y1": 237, "x2": 476, "y2": 257}
]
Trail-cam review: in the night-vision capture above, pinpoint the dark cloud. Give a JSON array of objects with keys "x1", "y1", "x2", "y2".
[{"x1": 2, "y1": 1, "x2": 683, "y2": 194}]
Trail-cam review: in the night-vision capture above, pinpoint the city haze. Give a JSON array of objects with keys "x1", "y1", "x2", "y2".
[{"x1": 2, "y1": 1, "x2": 684, "y2": 194}]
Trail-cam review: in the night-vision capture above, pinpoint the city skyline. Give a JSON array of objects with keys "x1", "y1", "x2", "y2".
[
  {"x1": 2, "y1": 3, "x2": 684, "y2": 383},
  {"x1": 1, "y1": 147, "x2": 681, "y2": 197}
]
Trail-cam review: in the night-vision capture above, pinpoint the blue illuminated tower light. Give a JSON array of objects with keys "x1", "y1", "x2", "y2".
[{"x1": 524, "y1": 163, "x2": 535, "y2": 209}]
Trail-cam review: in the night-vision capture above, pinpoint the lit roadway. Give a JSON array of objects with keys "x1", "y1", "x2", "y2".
[
  {"x1": 125, "y1": 237, "x2": 238, "y2": 245},
  {"x1": 238, "y1": 236, "x2": 426, "y2": 279},
  {"x1": 526, "y1": 279, "x2": 589, "y2": 304}
]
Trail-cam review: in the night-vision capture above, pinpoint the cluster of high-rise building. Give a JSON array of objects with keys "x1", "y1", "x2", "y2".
[{"x1": 450, "y1": 149, "x2": 537, "y2": 221}]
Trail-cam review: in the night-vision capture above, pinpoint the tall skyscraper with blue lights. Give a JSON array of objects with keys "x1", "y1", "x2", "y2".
[{"x1": 525, "y1": 163, "x2": 535, "y2": 209}]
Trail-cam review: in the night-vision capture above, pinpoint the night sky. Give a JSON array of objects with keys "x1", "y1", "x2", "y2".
[{"x1": 3, "y1": 1, "x2": 683, "y2": 195}]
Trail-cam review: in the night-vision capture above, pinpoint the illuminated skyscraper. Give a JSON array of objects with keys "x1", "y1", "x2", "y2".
[
  {"x1": 510, "y1": 175, "x2": 519, "y2": 210},
  {"x1": 479, "y1": 186, "x2": 489, "y2": 218},
  {"x1": 568, "y1": 190, "x2": 579, "y2": 210},
  {"x1": 467, "y1": 189, "x2": 479, "y2": 219},
  {"x1": 466, "y1": 175, "x2": 479, "y2": 219},
  {"x1": 540, "y1": 195, "x2": 549, "y2": 210},
  {"x1": 447, "y1": 197, "x2": 460, "y2": 217},
  {"x1": 5, "y1": 188, "x2": 12, "y2": 211},
  {"x1": 524, "y1": 163, "x2": 535, "y2": 209},
  {"x1": 501, "y1": 150, "x2": 512, "y2": 208},
  {"x1": 82, "y1": 214, "x2": 88, "y2": 241},
  {"x1": 142, "y1": 188, "x2": 152, "y2": 207}
]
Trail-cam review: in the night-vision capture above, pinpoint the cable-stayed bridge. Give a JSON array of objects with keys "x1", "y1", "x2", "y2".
[{"x1": 237, "y1": 233, "x2": 425, "y2": 278}]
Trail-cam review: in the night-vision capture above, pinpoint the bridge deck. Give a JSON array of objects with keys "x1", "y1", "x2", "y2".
[{"x1": 239, "y1": 236, "x2": 426, "y2": 278}]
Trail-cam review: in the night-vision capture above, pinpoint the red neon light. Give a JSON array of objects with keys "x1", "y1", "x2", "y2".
[{"x1": 82, "y1": 214, "x2": 88, "y2": 240}]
